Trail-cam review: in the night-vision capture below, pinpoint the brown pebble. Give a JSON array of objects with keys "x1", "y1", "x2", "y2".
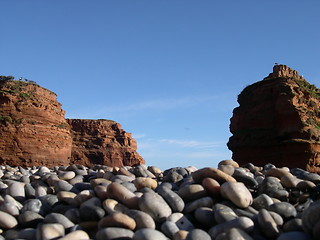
[
  {"x1": 192, "y1": 167, "x2": 237, "y2": 184},
  {"x1": 202, "y1": 177, "x2": 221, "y2": 197},
  {"x1": 98, "y1": 212, "x2": 136, "y2": 230}
]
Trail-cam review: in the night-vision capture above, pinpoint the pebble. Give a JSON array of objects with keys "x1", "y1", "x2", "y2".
[
  {"x1": 208, "y1": 216, "x2": 254, "y2": 239},
  {"x1": 0, "y1": 210, "x2": 18, "y2": 229},
  {"x1": 36, "y1": 223, "x2": 65, "y2": 240},
  {"x1": 0, "y1": 161, "x2": 319, "y2": 239},
  {"x1": 220, "y1": 182, "x2": 253, "y2": 208},
  {"x1": 133, "y1": 228, "x2": 169, "y2": 240},
  {"x1": 139, "y1": 191, "x2": 172, "y2": 223},
  {"x1": 58, "y1": 230, "x2": 90, "y2": 240},
  {"x1": 95, "y1": 227, "x2": 134, "y2": 240},
  {"x1": 98, "y1": 212, "x2": 136, "y2": 230}
]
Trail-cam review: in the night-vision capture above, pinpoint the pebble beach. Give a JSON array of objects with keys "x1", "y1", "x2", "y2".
[{"x1": 0, "y1": 160, "x2": 319, "y2": 240}]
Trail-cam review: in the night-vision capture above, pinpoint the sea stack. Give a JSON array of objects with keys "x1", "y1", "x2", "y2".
[{"x1": 228, "y1": 65, "x2": 320, "y2": 173}]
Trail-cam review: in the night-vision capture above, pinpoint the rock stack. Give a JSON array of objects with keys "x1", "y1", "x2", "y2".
[
  {"x1": 0, "y1": 160, "x2": 319, "y2": 239},
  {"x1": 228, "y1": 65, "x2": 320, "y2": 173}
]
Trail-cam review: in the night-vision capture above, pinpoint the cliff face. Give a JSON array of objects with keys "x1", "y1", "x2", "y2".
[
  {"x1": 0, "y1": 79, "x2": 144, "y2": 167},
  {"x1": 228, "y1": 65, "x2": 320, "y2": 173},
  {"x1": 67, "y1": 119, "x2": 144, "y2": 167},
  {"x1": 0, "y1": 80, "x2": 72, "y2": 167}
]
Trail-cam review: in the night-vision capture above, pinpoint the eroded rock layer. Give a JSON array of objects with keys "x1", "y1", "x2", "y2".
[
  {"x1": 0, "y1": 80, "x2": 144, "y2": 167},
  {"x1": 228, "y1": 65, "x2": 320, "y2": 173},
  {"x1": 0, "y1": 80, "x2": 72, "y2": 167},
  {"x1": 67, "y1": 119, "x2": 144, "y2": 167}
]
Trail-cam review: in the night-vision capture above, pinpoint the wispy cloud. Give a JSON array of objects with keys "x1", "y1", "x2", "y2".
[
  {"x1": 90, "y1": 95, "x2": 218, "y2": 117},
  {"x1": 159, "y1": 138, "x2": 224, "y2": 149}
]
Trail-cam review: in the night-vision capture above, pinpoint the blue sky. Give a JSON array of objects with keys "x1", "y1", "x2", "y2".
[{"x1": 1, "y1": 1, "x2": 320, "y2": 170}]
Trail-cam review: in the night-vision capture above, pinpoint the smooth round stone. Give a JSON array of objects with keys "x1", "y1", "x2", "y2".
[
  {"x1": 157, "y1": 185, "x2": 185, "y2": 212},
  {"x1": 68, "y1": 175, "x2": 84, "y2": 185},
  {"x1": 133, "y1": 228, "x2": 169, "y2": 240},
  {"x1": 17, "y1": 228, "x2": 37, "y2": 240},
  {"x1": 232, "y1": 173, "x2": 258, "y2": 189},
  {"x1": 103, "y1": 199, "x2": 128, "y2": 214},
  {"x1": 258, "y1": 209, "x2": 282, "y2": 239},
  {"x1": 194, "y1": 207, "x2": 216, "y2": 228},
  {"x1": 173, "y1": 230, "x2": 188, "y2": 240},
  {"x1": 18, "y1": 211, "x2": 44, "y2": 228},
  {"x1": 268, "y1": 202, "x2": 297, "y2": 220},
  {"x1": 21, "y1": 199, "x2": 51, "y2": 216},
  {"x1": 277, "y1": 231, "x2": 313, "y2": 240},
  {"x1": 95, "y1": 227, "x2": 134, "y2": 240},
  {"x1": 266, "y1": 167, "x2": 292, "y2": 179},
  {"x1": 0, "y1": 210, "x2": 18, "y2": 229},
  {"x1": 218, "y1": 164, "x2": 235, "y2": 176},
  {"x1": 54, "y1": 180, "x2": 76, "y2": 193},
  {"x1": 139, "y1": 192, "x2": 172, "y2": 223},
  {"x1": 218, "y1": 160, "x2": 239, "y2": 168},
  {"x1": 296, "y1": 180, "x2": 316, "y2": 191},
  {"x1": 98, "y1": 212, "x2": 136, "y2": 230},
  {"x1": 214, "y1": 205, "x2": 238, "y2": 224},
  {"x1": 191, "y1": 167, "x2": 236, "y2": 184},
  {"x1": 161, "y1": 220, "x2": 180, "y2": 238},
  {"x1": 291, "y1": 168, "x2": 320, "y2": 183},
  {"x1": 184, "y1": 196, "x2": 214, "y2": 213},
  {"x1": 208, "y1": 217, "x2": 254, "y2": 239},
  {"x1": 107, "y1": 182, "x2": 139, "y2": 209},
  {"x1": 58, "y1": 230, "x2": 90, "y2": 240},
  {"x1": 220, "y1": 182, "x2": 253, "y2": 208},
  {"x1": 177, "y1": 184, "x2": 207, "y2": 202},
  {"x1": 58, "y1": 171, "x2": 76, "y2": 181},
  {"x1": 186, "y1": 229, "x2": 211, "y2": 240},
  {"x1": 94, "y1": 185, "x2": 109, "y2": 200},
  {"x1": 46, "y1": 174, "x2": 60, "y2": 186},
  {"x1": 125, "y1": 209, "x2": 156, "y2": 229},
  {"x1": 2, "y1": 229, "x2": 19, "y2": 240},
  {"x1": 24, "y1": 183, "x2": 36, "y2": 198},
  {"x1": 39, "y1": 194, "x2": 59, "y2": 207},
  {"x1": 147, "y1": 166, "x2": 163, "y2": 178},
  {"x1": 6, "y1": 181, "x2": 25, "y2": 202},
  {"x1": 74, "y1": 190, "x2": 95, "y2": 206},
  {"x1": 121, "y1": 182, "x2": 137, "y2": 192},
  {"x1": 302, "y1": 199, "x2": 320, "y2": 234},
  {"x1": 112, "y1": 175, "x2": 135, "y2": 183},
  {"x1": 258, "y1": 177, "x2": 289, "y2": 200},
  {"x1": 36, "y1": 223, "x2": 65, "y2": 240},
  {"x1": 167, "y1": 213, "x2": 194, "y2": 231},
  {"x1": 80, "y1": 197, "x2": 102, "y2": 208},
  {"x1": 80, "y1": 205, "x2": 105, "y2": 221},
  {"x1": 163, "y1": 171, "x2": 183, "y2": 183},
  {"x1": 280, "y1": 175, "x2": 301, "y2": 188},
  {"x1": 283, "y1": 218, "x2": 303, "y2": 232},
  {"x1": 44, "y1": 213, "x2": 75, "y2": 229},
  {"x1": 202, "y1": 178, "x2": 220, "y2": 197},
  {"x1": 132, "y1": 165, "x2": 149, "y2": 177},
  {"x1": 134, "y1": 177, "x2": 158, "y2": 190},
  {"x1": 35, "y1": 185, "x2": 48, "y2": 198},
  {"x1": 252, "y1": 193, "x2": 274, "y2": 210},
  {"x1": 215, "y1": 227, "x2": 253, "y2": 240},
  {"x1": 57, "y1": 191, "x2": 77, "y2": 205},
  {"x1": 117, "y1": 167, "x2": 136, "y2": 177},
  {"x1": 0, "y1": 201, "x2": 19, "y2": 216},
  {"x1": 65, "y1": 208, "x2": 80, "y2": 224}
]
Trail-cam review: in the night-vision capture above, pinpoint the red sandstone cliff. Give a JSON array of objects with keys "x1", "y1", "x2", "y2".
[
  {"x1": 0, "y1": 79, "x2": 144, "y2": 167},
  {"x1": 67, "y1": 119, "x2": 144, "y2": 167},
  {"x1": 0, "y1": 80, "x2": 72, "y2": 167},
  {"x1": 228, "y1": 65, "x2": 320, "y2": 173}
]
